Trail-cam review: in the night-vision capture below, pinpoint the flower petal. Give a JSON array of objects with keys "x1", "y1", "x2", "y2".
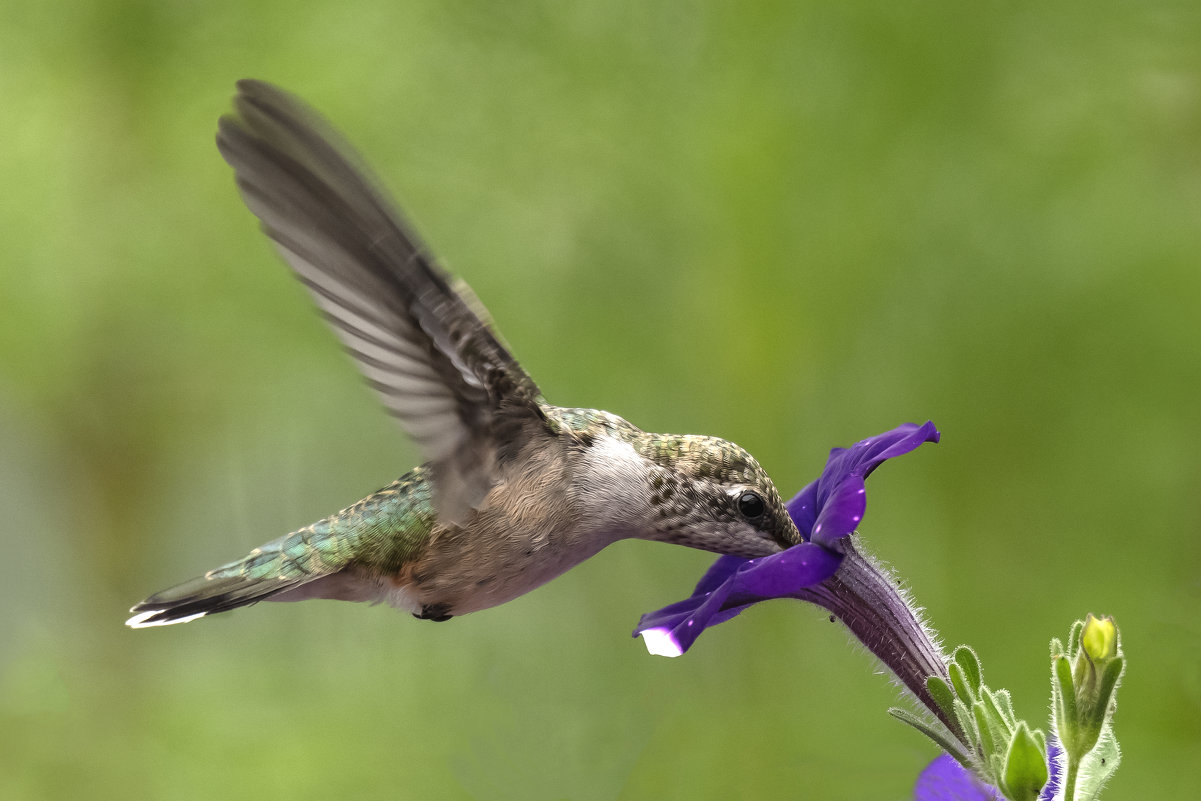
[
  {"x1": 913, "y1": 754, "x2": 1003, "y2": 801},
  {"x1": 634, "y1": 543, "x2": 842, "y2": 655},
  {"x1": 635, "y1": 576, "x2": 739, "y2": 655},
  {"x1": 694, "y1": 555, "x2": 748, "y2": 595},
  {"x1": 727, "y1": 542, "x2": 843, "y2": 597},
  {"x1": 784, "y1": 479, "x2": 819, "y2": 535},
  {"x1": 825, "y1": 422, "x2": 941, "y2": 487},
  {"x1": 1038, "y1": 737, "x2": 1063, "y2": 801},
  {"x1": 639, "y1": 627, "x2": 687, "y2": 658},
  {"x1": 810, "y1": 474, "x2": 866, "y2": 548},
  {"x1": 805, "y1": 422, "x2": 940, "y2": 547}
]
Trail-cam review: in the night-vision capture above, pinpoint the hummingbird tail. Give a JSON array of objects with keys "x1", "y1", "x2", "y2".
[
  {"x1": 127, "y1": 474, "x2": 429, "y2": 628},
  {"x1": 125, "y1": 571, "x2": 315, "y2": 628},
  {"x1": 124, "y1": 525, "x2": 354, "y2": 628}
]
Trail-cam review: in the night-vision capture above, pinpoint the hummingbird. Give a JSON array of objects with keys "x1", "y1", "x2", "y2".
[{"x1": 126, "y1": 80, "x2": 801, "y2": 629}]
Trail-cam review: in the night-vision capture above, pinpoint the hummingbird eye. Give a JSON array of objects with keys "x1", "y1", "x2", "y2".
[{"x1": 736, "y1": 490, "x2": 766, "y2": 522}]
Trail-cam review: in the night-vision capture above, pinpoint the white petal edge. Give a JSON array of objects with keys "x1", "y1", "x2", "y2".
[{"x1": 639, "y1": 627, "x2": 684, "y2": 658}]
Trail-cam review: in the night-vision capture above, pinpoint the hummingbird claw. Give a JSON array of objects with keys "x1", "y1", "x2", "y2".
[{"x1": 414, "y1": 603, "x2": 454, "y2": 622}]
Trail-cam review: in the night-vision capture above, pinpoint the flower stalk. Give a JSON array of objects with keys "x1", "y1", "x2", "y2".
[
  {"x1": 793, "y1": 538, "x2": 954, "y2": 733},
  {"x1": 1050, "y1": 615, "x2": 1125, "y2": 800}
]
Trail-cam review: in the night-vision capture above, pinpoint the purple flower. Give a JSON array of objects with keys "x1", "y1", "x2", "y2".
[
  {"x1": 913, "y1": 740, "x2": 1062, "y2": 801},
  {"x1": 913, "y1": 755, "x2": 1004, "y2": 801},
  {"x1": 635, "y1": 421, "x2": 941, "y2": 657}
]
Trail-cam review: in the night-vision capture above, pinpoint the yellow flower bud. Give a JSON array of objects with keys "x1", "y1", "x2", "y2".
[{"x1": 1081, "y1": 614, "x2": 1117, "y2": 663}]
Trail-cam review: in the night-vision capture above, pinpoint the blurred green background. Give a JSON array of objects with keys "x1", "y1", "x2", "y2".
[{"x1": 2, "y1": 1, "x2": 1199, "y2": 798}]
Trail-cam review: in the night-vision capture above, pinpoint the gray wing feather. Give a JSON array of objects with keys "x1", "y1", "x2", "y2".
[{"x1": 216, "y1": 79, "x2": 545, "y2": 522}]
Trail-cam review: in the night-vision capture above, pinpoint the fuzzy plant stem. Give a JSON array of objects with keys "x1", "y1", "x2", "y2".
[
  {"x1": 1063, "y1": 755, "x2": 1079, "y2": 801},
  {"x1": 795, "y1": 538, "x2": 956, "y2": 734}
]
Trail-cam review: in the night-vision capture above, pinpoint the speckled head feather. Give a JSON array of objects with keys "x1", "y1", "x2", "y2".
[
  {"x1": 635, "y1": 434, "x2": 801, "y2": 557},
  {"x1": 637, "y1": 434, "x2": 765, "y2": 485}
]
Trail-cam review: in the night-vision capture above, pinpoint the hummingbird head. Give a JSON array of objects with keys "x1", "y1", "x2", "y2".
[{"x1": 636, "y1": 434, "x2": 801, "y2": 559}]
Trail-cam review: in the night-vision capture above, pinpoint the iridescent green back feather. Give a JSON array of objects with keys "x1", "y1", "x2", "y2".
[
  {"x1": 211, "y1": 467, "x2": 436, "y2": 581},
  {"x1": 126, "y1": 467, "x2": 436, "y2": 627}
]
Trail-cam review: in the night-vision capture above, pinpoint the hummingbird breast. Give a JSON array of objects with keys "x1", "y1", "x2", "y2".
[{"x1": 382, "y1": 436, "x2": 629, "y2": 617}]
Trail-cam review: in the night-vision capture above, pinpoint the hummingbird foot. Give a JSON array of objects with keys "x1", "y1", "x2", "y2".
[{"x1": 414, "y1": 602, "x2": 454, "y2": 622}]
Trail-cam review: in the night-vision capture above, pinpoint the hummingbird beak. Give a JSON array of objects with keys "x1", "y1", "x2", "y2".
[{"x1": 776, "y1": 516, "x2": 803, "y2": 549}]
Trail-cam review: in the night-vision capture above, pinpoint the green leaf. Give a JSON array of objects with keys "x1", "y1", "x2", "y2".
[
  {"x1": 988, "y1": 753, "x2": 1006, "y2": 788},
  {"x1": 1001, "y1": 722, "x2": 1049, "y2": 801},
  {"x1": 954, "y1": 646, "x2": 983, "y2": 693},
  {"x1": 888, "y1": 707, "x2": 973, "y2": 769},
  {"x1": 1074, "y1": 725, "x2": 1121, "y2": 801},
  {"x1": 973, "y1": 701, "x2": 997, "y2": 757},
  {"x1": 1067, "y1": 620, "x2": 1084, "y2": 655},
  {"x1": 981, "y1": 688, "x2": 1014, "y2": 738},
  {"x1": 1053, "y1": 655, "x2": 1078, "y2": 754},
  {"x1": 926, "y1": 676, "x2": 958, "y2": 722},
  {"x1": 1094, "y1": 655, "x2": 1125, "y2": 719},
  {"x1": 993, "y1": 688, "x2": 1016, "y2": 728},
  {"x1": 1072, "y1": 654, "x2": 1124, "y2": 775},
  {"x1": 1032, "y1": 728, "x2": 1046, "y2": 757},
  {"x1": 949, "y1": 661, "x2": 976, "y2": 706},
  {"x1": 1049, "y1": 636, "x2": 1066, "y2": 659},
  {"x1": 953, "y1": 698, "x2": 977, "y2": 753}
]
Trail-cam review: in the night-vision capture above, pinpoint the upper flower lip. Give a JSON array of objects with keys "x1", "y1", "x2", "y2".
[{"x1": 789, "y1": 421, "x2": 940, "y2": 549}]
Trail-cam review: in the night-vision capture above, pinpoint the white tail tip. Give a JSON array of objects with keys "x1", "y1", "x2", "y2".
[{"x1": 125, "y1": 609, "x2": 209, "y2": 629}]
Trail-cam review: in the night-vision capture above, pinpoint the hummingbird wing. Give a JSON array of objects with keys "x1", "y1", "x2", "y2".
[{"x1": 216, "y1": 80, "x2": 545, "y2": 524}]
